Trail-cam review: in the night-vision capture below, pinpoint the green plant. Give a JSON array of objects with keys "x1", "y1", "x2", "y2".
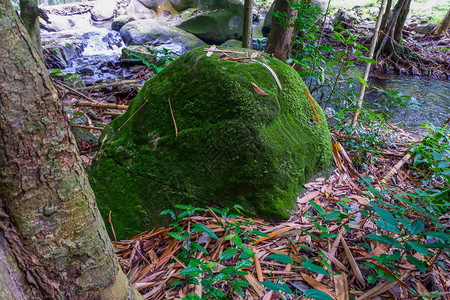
[
  {"x1": 123, "y1": 46, "x2": 179, "y2": 74},
  {"x1": 161, "y1": 204, "x2": 271, "y2": 299}
]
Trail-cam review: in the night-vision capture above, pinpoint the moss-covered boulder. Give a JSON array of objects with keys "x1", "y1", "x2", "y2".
[{"x1": 90, "y1": 46, "x2": 332, "y2": 239}]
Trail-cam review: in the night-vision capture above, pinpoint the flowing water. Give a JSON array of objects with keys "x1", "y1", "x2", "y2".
[{"x1": 367, "y1": 75, "x2": 450, "y2": 130}]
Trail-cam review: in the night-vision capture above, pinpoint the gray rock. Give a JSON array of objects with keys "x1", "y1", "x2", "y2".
[
  {"x1": 412, "y1": 23, "x2": 436, "y2": 34},
  {"x1": 112, "y1": 15, "x2": 137, "y2": 31},
  {"x1": 120, "y1": 19, "x2": 206, "y2": 54},
  {"x1": 178, "y1": 8, "x2": 244, "y2": 44},
  {"x1": 91, "y1": 0, "x2": 118, "y2": 21}
]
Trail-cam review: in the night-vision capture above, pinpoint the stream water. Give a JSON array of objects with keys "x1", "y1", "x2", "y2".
[{"x1": 41, "y1": 13, "x2": 449, "y2": 130}]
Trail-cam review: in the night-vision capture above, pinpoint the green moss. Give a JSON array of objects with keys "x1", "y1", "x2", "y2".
[{"x1": 90, "y1": 47, "x2": 332, "y2": 239}]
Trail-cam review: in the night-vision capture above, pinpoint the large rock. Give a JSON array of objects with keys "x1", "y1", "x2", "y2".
[
  {"x1": 177, "y1": 4, "x2": 244, "y2": 44},
  {"x1": 119, "y1": 19, "x2": 206, "y2": 54},
  {"x1": 90, "y1": 46, "x2": 332, "y2": 239},
  {"x1": 91, "y1": 0, "x2": 117, "y2": 21}
]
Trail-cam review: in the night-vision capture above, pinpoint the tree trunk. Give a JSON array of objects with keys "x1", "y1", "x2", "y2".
[
  {"x1": 376, "y1": 0, "x2": 411, "y2": 57},
  {"x1": 19, "y1": 0, "x2": 47, "y2": 56},
  {"x1": 430, "y1": 8, "x2": 450, "y2": 36},
  {"x1": 242, "y1": 0, "x2": 253, "y2": 48},
  {"x1": 265, "y1": 0, "x2": 296, "y2": 61},
  {"x1": 0, "y1": 1, "x2": 142, "y2": 299}
]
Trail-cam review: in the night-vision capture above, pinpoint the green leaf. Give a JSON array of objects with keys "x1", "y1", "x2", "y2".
[
  {"x1": 324, "y1": 211, "x2": 341, "y2": 222},
  {"x1": 424, "y1": 231, "x2": 450, "y2": 241},
  {"x1": 371, "y1": 202, "x2": 398, "y2": 227},
  {"x1": 405, "y1": 241, "x2": 429, "y2": 256},
  {"x1": 192, "y1": 223, "x2": 218, "y2": 240},
  {"x1": 260, "y1": 280, "x2": 292, "y2": 294},
  {"x1": 409, "y1": 219, "x2": 425, "y2": 235},
  {"x1": 351, "y1": 69, "x2": 368, "y2": 88},
  {"x1": 168, "y1": 232, "x2": 185, "y2": 241},
  {"x1": 407, "y1": 256, "x2": 427, "y2": 273},
  {"x1": 241, "y1": 246, "x2": 255, "y2": 257},
  {"x1": 251, "y1": 229, "x2": 270, "y2": 237},
  {"x1": 190, "y1": 242, "x2": 209, "y2": 255},
  {"x1": 298, "y1": 245, "x2": 313, "y2": 251},
  {"x1": 160, "y1": 209, "x2": 175, "y2": 219},
  {"x1": 233, "y1": 278, "x2": 252, "y2": 287},
  {"x1": 366, "y1": 234, "x2": 404, "y2": 249},
  {"x1": 219, "y1": 248, "x2": 238, "y2": 261},
  {"x1": 304, "y1": 289, "x2": 334, "y2": 300},
  {"x1": 357, "y1": 56, "x2": 377, "y2": 65},
  {"x1": 326, "y1": 61, "x2": 339, "y2": 68},
  {"x1": 268, "y1": 254, "x2": 294, "y2": 264},
  {"x1": 236, "y1": 259, "x2": 253, "y2": 270},
  {"x1": 309, "y1": 200, "x2": 324, "y2": 215},
  {"x1": 234, "y1": 235, "x2": 242, "y2": 247},
  {"x1": 180, "y1": 266, "x2": 202, "y2": 277},
  {"x1": 301, "y1": 262, "x2": 330, "y2": 277}
]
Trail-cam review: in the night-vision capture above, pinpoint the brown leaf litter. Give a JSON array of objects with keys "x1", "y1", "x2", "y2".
[{"x1": 113, "y1": 125, "x2": 450, "y2": 299}]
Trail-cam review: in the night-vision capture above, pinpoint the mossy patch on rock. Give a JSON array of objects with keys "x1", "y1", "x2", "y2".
[{"x1": 90, "y1": 46, "x2": 332, "y2": 239}]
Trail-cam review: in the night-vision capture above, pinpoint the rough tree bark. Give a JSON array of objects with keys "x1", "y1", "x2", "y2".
[
  {"x1": 19, "y1": 0, "x2": 49, "y2": 56},
  {"x1": 0, "y1": 1, "x2": 142, "y2": 299},
  {"x1": 430, "y1": 8, "x2": 450, "y2": 36},
  {"x1": 265, "y1": 0, "x2": 296, "y2": 61},
  {"x1": 242, "y1": 0, "x2": 253, "y2": 48}
]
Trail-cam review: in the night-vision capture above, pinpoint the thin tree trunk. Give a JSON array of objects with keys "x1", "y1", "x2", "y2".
[
  {"x1": 352, "y1": 0, "x2": 388, "y2": 126},
  {"x1": 430, "y1": 8, "x2": 450, "y2": 36},
  {"x1": 265, "y1": 0, "x2": 296, "y2": 61},
  {"x1": 393, "y1": 0, "x2": 411, "y2": 42},
  {"x1": 0, "y1": 1, "x2": 142, "y2": 299},
  {"x1": 242, "y1": 0, "x2": 253, "y2": 48}
]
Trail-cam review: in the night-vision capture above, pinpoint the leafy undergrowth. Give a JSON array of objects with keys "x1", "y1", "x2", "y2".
[{"x1": 113, "y1": 124, "x2": 450, "y2": 300}]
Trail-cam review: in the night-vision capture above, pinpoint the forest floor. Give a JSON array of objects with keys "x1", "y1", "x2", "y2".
[
  {"x1": 321, "y1": 7, "x2": 450, "y2": 79},
  {"x1": 54, "y1": 73, "x2": 449, "y2": 299},
  {"x1": 110, "y1": 124, "x2": 450, "y2": 300}
]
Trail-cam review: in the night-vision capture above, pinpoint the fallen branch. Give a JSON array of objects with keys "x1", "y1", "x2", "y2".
[
  {"x1": 380, "y1": 153, "x2": 411, "y2": 184},
  {"x1": 70, "y1": 124, "x2": 104, "y2": 130},
  {"x1": 104, "y1": 111, "x2": 123, "y2": 117},
  {"x1": 76, "y1": 79, "x2": 141, "y2": 91},
  {"x1": 75, "y1": 101, "x2": 129, "y2": 110}
]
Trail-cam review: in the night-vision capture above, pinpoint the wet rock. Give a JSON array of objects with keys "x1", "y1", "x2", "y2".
[
  {"x1": 112, "y1": 15, "x2": 137, "y2": 31},
  {"x1": 412, "y1": 23, "x2": 436, "y2": 34},
  {"x1": 40, "y1": 14, "x2": 76, "y2": 32},
  {"x1": 125, "y1": 0, "x2": 157, "y2": 19},
  {"x1": 91, "y1": 0, "x2": 118, "y2": 21},
  {"x1": 120, "y1": 19, "x2": 206, "y2": 54},
  {"x1": 78, "y1": 67, "x2": 95, "y2": 76},
  {"x1": 334, "y1": 9, "x2": 358, "y2": 25},
  {"x1": 177, "y1": 6, "x2": 244, "y2": 44},
  {"x1": 90, "y1": 46, "x2": 333, "y2": 239}
]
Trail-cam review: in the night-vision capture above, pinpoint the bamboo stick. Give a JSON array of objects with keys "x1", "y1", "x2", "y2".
[
  {"x1": 75, "y1": 101, "x2": 129, "y2": 110},
  {"x1": 76, "y1": 79, "x2": 141, "y2": 91}
]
